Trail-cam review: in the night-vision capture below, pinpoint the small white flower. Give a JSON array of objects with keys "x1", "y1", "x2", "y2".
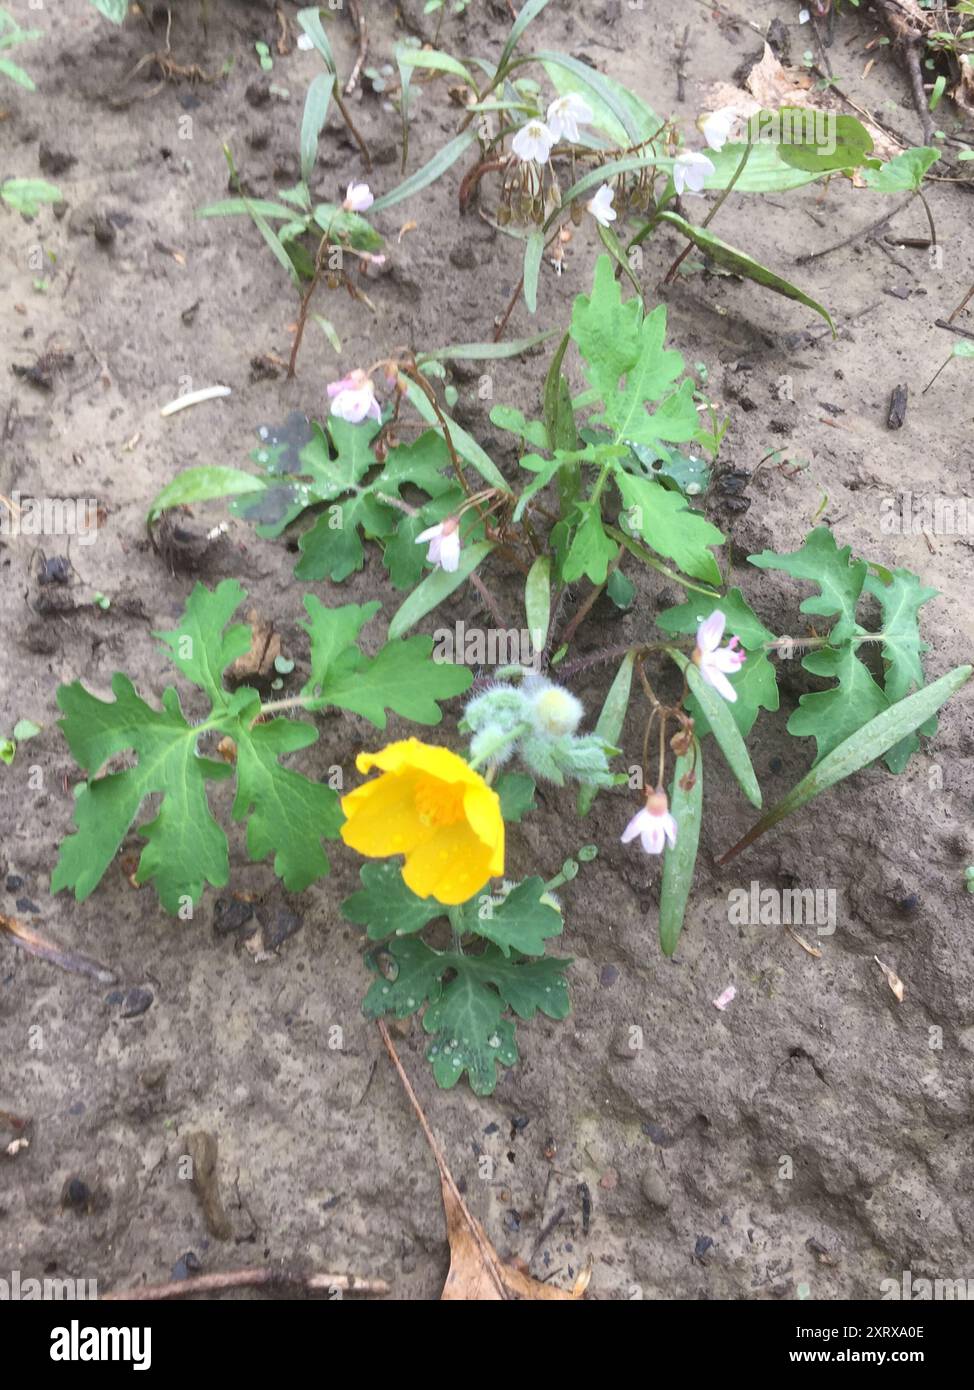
[
  {"x1": 342, "y1": 181, "x2": 374, "y2": 213},
  {"x1": 586, "y1": 183, "x2": 616, "y2": 227},
  {"x1": 511, "y1": 120, "x2": 555, "y2": 165},
  {"x1": 297, "y1": 33, "x2": 314, "y2": 51},
  {"x1": 673, "y1": 149, "x2": 716, "y2": 196},
  {"x1": 621, "y1": 790, "x2": 678, "y2": 856},
  {"x1": 415, "y1": 516, "x2": 461, "y2": 572},
  {"x1": 327, "y1": 369, "x2": 381, "y2": 424},
  {"x1": 693, "y1": 609, "x2": 746, "y2": 702},
  {"x1": 546, "y1": 93, "x2": 593, "y2": 144},
  {"x1": 699, "y1": 108, "x2": 738, "y2": 152}
]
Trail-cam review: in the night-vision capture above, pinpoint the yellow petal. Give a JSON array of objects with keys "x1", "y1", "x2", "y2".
[
  {"x1": 340, "y1": 770, "x2": 427, "y2": 856},
  {"x1": 462, "y1": 782, "x2": 505, "y2": 874},
  {"x1": 403, "y1": 822, "x2": 496, "y2": 905},
  {"x1": 357, "y1": 738, "x2": 479, "y2": 786}
]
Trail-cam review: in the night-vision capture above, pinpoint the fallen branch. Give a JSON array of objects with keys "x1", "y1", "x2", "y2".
[{"x1": 101, "y1": 1267, "x2": 389, "y2": 1301}]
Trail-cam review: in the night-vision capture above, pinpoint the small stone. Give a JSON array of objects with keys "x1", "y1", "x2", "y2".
[
  {"x1": 258, "y1": 907, "x2": 302, "y2": 951},
  {"x1": 120, "y1": 987, "x2": 153, "y2": 1019},
  {"x1": 640, "y1": 1167, "x2": 670, "y2": 1209},
  {"x1": 212, "y1": 896, "x2": 254, "y2": 937},
  {"x1": 15, "y1": 897, "x2": 40, "y2": 915},
  {"x1": 599, "y1": 964, "x2": 620, "y2": 988},
  {"x1": 171, "y1": 1252, "x2": 202, "y2": 1281},
  {"x1": 37, "y1": 556, "x2": 71, "y2": 585},
  {"x1": 694, "y1": 1234, "x2": 714, "y2": 1258},
  {"x1": 61, "y1": 1177, "x2": 92, "y2": 1211},
  {"x1": 5, "y1": 875, "x2": 24, "y2": 893},
  {"x1": 599, "y1": 1168, "x2": 618, "y2": 1191},
  {"x1": 641, "y1": 1121, "x2": 675, "y2": 1148}
]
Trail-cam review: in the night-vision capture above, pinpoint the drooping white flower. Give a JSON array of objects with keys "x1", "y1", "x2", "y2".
[
  {"x1": 546, "y1": 93, "x2": 593, "y2": 144},
  {"x1": 621, "y1": 790, "x2": 678, "y2": 856},
  {"x1": 511, "y1": 120, "x2": 555, "y2": 164},
  {"x1": 693, "y1": 609, "x2": 746, "y2": 702},
  {"x1": 586, "y1": 183, "x2": 616, "y2": 227},
  {"x1": 416, "y1": 516, "x2": 461, "y2": 572},
  {"x1": 342, "y1": 181, "x2": 374, "y2": 213},
  {"x1": 673, "y1": 149, "x2": 716, "y2": 196},
  {"x1": 699, "y1": 108, "x2": 738, "y2": 152},
  {"x1": 327, "y1": 369, "x2": 381, "y2": 424}
]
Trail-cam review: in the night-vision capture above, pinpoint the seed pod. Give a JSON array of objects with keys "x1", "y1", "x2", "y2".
[{"x1": 496, "y1": 203, "x2": 512, "y2": 226}]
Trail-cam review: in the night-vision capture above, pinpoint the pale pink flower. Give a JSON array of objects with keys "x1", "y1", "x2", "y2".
[
  {"x1": 693, "y1": 610, "x2": 746, "y2": 702},
  {"x1": 546, "y1": 93, "x2": 593, "y2": 144},
  {"x1": 586, "y1": 183, "x2": 616, "y2": 227},
  {"x1": 327, "y1": 369, "x2": 381, "y2": 424},
  {"x1": 511, "y1": 120, "x2": 555, "y2": 165},
  {"x1": 673, "y1": 149, "x2": 715, "y2": 195},
  {"x1": 416, "y1": 516, "x2": 461, "y2": 572},
  {"x1": 342, "y1": 181, "x2": 374, "y2": 213},
  {"x1": 713, "y1": 985, "x2": 737, "y2": 1011},
  {"x1": 699, "y1": 108, "x2": 738, "y2": 152},
  {"x1": 621, "y1": 790, "x2": 678, "y2": 856}
]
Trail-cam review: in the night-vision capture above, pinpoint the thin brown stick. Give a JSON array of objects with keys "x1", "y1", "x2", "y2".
[
  {"x1": 560, "y1": 550, "x2": 623, "y2": 649},
  {"x1": 376, "y1": 1020, "x2": 508, "y2": 1299},
  {"x1": 101, "y1": 1267, "x2": 389, "y2": 1301},
  {"x1": 794, "y1": 195, "x2": 914, "y2": 264},
  {"x1": 345, "y1": 0, "x2": 368, "y2": 97}
]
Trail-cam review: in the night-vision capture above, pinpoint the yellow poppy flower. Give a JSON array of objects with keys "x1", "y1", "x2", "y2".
[{"x1": 340, "y1": 738, "x2": 504, "y2": 905}]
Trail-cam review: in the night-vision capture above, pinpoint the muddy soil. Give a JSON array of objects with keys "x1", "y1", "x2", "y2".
[{"x1": 1, "y1": 0, "x2": 972, "y2": 1300}]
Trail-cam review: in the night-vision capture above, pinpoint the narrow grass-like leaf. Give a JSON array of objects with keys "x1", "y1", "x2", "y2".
[
  {"x1": 660, "y1": 739, "x2": 703, "y2": 956},
  {"x1": 397, "y1": 48, "x2": 479, "y2": 92},
  {"x1": 524, "y1": 556, "x2": 550, "y2": 656},
  {"x1": 300, "y1": 72, "x2": 335, "y2": 184},
  {"x1": 668, "y1": 649, "x2": 761, "y2": 808},
  {"x1": 295, "y1": 6, "x2": 336, "y2": 72},
  {"x1": 498, "y1": 0, "x2": 553, "y2": 72},
  {"x1": 720, "y1": 664, "x2": 973, "y2": 862},
  {"x1": 578, "y1": 648, "x2": 635, "y2": 815},
  {"x1": 402, "y1": 378, "x2": 509, "y2": 490},
  {"x1": 147, "y1": 467, "x2": 265, "y2": 528},
  {"x1": 197, "y1": 198, "x2": 296, "y2": 221},
  {"x1": 417, "y1": 329, "x2": 557, "y2": 362},
  {"x1": 657, "y1": 211, "x2": 834, "y2": 332},
  {"x1": 523, "y1": 230, "x2": 544, "y2": 313},
  {"x1": 370, "y1": 130, "x2": 477, "y2": 212},
  {"x1": 388, "y1": 541, "x2": 496, "y2": 640}
]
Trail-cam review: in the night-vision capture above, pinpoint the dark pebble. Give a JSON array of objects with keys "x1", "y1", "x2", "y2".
[
  {"x1": 258, "y1": 907, "x2": 302, "y2": 951},
  {"x1": 120, "y1": 987, "x2": 154, "y2": 1018},
  {"x1": 483, "y1": 1122, "x2": 499, "y2": 1135},
  {"x1": 171, "y1": 1252, "x2": 202, "y2": 1281},
  {"x1": 61, "y1": 1177, "x2": 91, "y2": 1211},
  {"x1": 599, "y1": 964, "x2": 620, "y2": 987},
  {"x1": 641, "y1": 1121, "x2": 676, "y2": 1148},
  {"x1": 510, "y1": 1114, "x2": 530, "y2": 1133},
  {"x1": 212, "y1": 896, "x2": 255, "y2": 937},
  {"x1": 694, "y1": 1235, "x2": 714, "y2": 1258},
  {"x1": 37, "y1": 555, "x2": 71, "y2": 585},
  {"x1": 5, "y1": 875, "x2": 24, "y2": 892},
  {"x1": 15, "y1": 897, "x2": 40, "y2": 915}
]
